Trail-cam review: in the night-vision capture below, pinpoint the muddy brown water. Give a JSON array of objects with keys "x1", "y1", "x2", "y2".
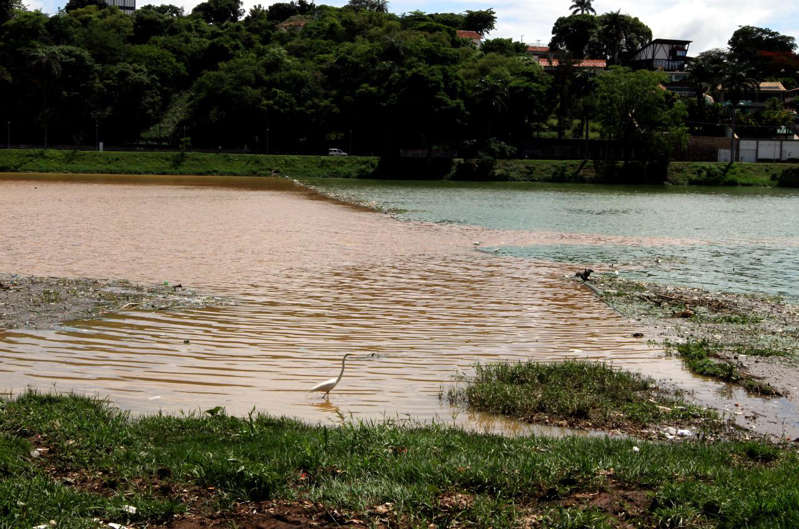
[{"x1": 0, "y1": 173, "x2": 796, "y2": 437}]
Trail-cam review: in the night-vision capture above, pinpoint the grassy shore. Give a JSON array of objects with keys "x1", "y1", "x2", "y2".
[
  {"x1": 495, "y1": 159, "x2": 799, "y2": 186},
  {"x1": 2, "y1": 149, "x2": 799, "y2": 186},
  {"x1": 1, "y1": 392, "x2": 798, "y2": 529},
  {"x1": 0, "y1": 149, "x2": 379, "y2": 179}
]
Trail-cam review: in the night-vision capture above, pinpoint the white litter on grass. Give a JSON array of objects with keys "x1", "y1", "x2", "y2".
[
  {"x1": 632, "y1": 446, "x2": 640, "y2": 452},
  {"x1": 108, "y1": 523, "x2": 128, "y2": 529},
  {"x1": 30, "y1": 449, "x2": 41, "y2": 458},
  {"x1": 122, "y1": 505, "x2": 137, "y2": 514},
  {"x1": 677, "y1": 429, "x2": 693, "y2": 437}
]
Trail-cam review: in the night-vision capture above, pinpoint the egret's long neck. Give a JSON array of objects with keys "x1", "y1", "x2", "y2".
[{"x1": 336, "y1": 354, "x2": 349, "y2": 383}]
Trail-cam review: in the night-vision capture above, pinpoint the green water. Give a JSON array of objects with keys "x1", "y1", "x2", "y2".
[{"x1": 308, "y1": 179, "x2": 799, "y2": 300}]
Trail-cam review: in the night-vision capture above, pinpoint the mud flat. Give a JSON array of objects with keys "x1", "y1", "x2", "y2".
[
  {"x1": 588, "y1": 274, "x2": 799, "y2": 409},
  {"x1": 0, "y1": 273, "x2": 226, "y2": 330}
]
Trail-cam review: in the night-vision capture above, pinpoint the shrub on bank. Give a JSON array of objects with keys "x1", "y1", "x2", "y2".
[{"x1": 778, "y1": 167, "x2": 799, "y2": 187}]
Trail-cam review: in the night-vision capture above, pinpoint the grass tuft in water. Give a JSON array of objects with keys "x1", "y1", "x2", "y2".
[
  {"x1": 446, "y1": 361, "x2": 720, "y2": 434},
  {"x1": 675, "y1": 341, "x2": 780, "y2": 396}
]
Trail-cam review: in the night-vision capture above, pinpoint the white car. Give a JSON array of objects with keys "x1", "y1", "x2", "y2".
[{"x1": 327, "y1": 148, "x2": 348, "y2": 156}]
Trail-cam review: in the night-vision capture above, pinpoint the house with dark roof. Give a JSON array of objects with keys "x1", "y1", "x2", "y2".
[
  {"x1": 631, "y1": 39, "x2": 693, "y2": 97},
  {"x1": 631, "y1": 39, "x2": 691, "y2": 72}
]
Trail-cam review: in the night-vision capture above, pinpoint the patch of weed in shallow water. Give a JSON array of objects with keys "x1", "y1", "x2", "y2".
[
  {"x1": 446, "y1": 361, "x2": 722, "y2": 435},
  {"x1": 675, "y1": 341, "x2": 781, "y2": 396}
]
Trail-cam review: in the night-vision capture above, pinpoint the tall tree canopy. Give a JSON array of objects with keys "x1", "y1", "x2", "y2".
[
  {"x1": 595, "y1": 67, "x2": 687, "y2": 162},
  {"x1": 549, "y1": 15, "x2": 599, "y2": 58},
  {"x1": 550, "y1": 11, "x2": 650, "y2": 63},
  {"x1": 191, "y1": 0, "x2": 243, "y2": 24},
  {"x1": 0, "y1": 2, "x2": 551, "y2": 154},
  {"x1": 728, "y1": 26, "x2": 798, "y2": 81},
  {"x1": 462, "y1": 9, "x2": 495, "y2": 35}
]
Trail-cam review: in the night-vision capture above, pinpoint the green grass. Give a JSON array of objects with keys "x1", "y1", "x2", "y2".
[
  {"x1": 667, "y1": 161, "x2": 799, "y2": 186},
  {"x1": 0, "y1": 392, "x2": 798, "y2": 528},
  {"x1": 675, "y1": 341, "x2": 780, "y2": 395},
  {"x1": 2, "y1": 149, "x2": 797, "y2": 186},
  {"x1": 446, "y1": 361, "x2": 719, "y2": 434},
  {"x1": 0, "y1": 149, "x2": 378, "y2": 179},
  {"x1": 493, "y1": 159, "x2": 597, "y2": 182}
]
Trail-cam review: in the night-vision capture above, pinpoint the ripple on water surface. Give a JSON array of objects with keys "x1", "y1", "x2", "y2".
[{"x1": 0, "y1": 174, "x2": 797, "y2": 436}]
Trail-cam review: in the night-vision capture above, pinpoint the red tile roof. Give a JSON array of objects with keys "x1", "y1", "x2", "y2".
[
  {"x1": 527, "y1": 46, "x2": 550, "y2": 54},
  {"x1": 456, "y1": 30, "x2": 482, "y2": 41},
  {"x1": 277, "y1": 16, "x2": 308, "y2": 29},
  {"x1": 537, "y1": 58, "x2": 607, "y2": 68}
]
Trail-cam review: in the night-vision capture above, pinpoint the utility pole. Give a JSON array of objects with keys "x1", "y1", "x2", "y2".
[{"x1": 95, "y1": 119, "x2": 99, "y2": 151}]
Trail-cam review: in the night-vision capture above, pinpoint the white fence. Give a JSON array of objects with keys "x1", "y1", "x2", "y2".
[{"x1": 737, "y1": 139, "x2": 799, "y2": 162}]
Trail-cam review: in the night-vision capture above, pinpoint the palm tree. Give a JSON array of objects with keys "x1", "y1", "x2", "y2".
[{"x1": 569, "y1": 0, "x2": 595, "y2": 16}]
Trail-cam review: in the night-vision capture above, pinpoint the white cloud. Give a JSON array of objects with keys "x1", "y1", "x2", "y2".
[
  {"x1": 482, "y1": 0, "x2": 798, "y2": 53},
  {"x1": 26, "y1": 0, "x2": 47, "y2": 11}
]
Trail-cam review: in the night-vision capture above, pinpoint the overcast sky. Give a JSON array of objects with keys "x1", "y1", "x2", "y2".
[{"x1": 31, "y1": 0, "x2": 799, "y2": 54}]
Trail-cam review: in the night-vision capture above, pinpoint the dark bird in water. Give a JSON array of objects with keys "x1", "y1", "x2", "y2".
[{"x1": 575, "y1": 269, "x2": 594, "y2": 281}]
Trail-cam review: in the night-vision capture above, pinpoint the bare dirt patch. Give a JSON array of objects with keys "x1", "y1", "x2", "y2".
[
  {"x1": 0, "y1": 273, "x2": 226, "y2": 330},
  {"x1": 164, "y1": 500, "x2": 381, "y2": 529}
]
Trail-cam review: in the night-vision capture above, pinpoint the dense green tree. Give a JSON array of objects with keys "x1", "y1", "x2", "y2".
[
  {"x1": 463, "y1": 9, "x2": 495, "y2": 35},
  {"x1": 346, "y1": 0, "x2": 388, "y2": 13},
  {"x1": 595, "y1": 67, "x2": 687, "y2": 161},
  {"x1": 729, "y1": 26, "x2": 796, "y2": 62},
  {"x1": 549, "y1": 15, "x2": 599, "y2": 58},
  {"x1": 191, "y1": 0, "x2": 243, "y2": 25},
  {"x1": 596, "y1": 11, "x2": 650, "y2": 65},
  {"x1": 481, "y1": 38, "x2": 527, "y2": 56},
  {"x1": 0, "y1": 0, "x2": 24, "y2": 25},
  {"x1": 64, "y1": 0, "x2": 106, "y2": 12},
  {"x1": 728, "y1": 26, "x2": 797, "y2": 83},
  {"x1": 0, "y1": 0, "x2": 736, "y2": 162}
]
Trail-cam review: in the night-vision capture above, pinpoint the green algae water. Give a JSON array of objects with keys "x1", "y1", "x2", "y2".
[{"x1": 307, "y1": 179, "x2": 799, "y2": 300}]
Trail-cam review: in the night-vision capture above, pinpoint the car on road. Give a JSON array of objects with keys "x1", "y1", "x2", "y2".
[{"x1": 327, "y1": 148, "x2": 348, "y2": 156}]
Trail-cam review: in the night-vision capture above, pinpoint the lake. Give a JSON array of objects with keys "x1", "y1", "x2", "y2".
[
  {"x1": 306, "y1": 179, "x2": 799, "y2": 300},
  {"x1": 1, "y1": 174, "x2": 797, "y2": 435}
]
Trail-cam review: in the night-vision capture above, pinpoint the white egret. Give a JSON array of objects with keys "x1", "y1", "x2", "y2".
[{"x1": 310, "y1": 352, "x2": 374, "y2": 398}]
